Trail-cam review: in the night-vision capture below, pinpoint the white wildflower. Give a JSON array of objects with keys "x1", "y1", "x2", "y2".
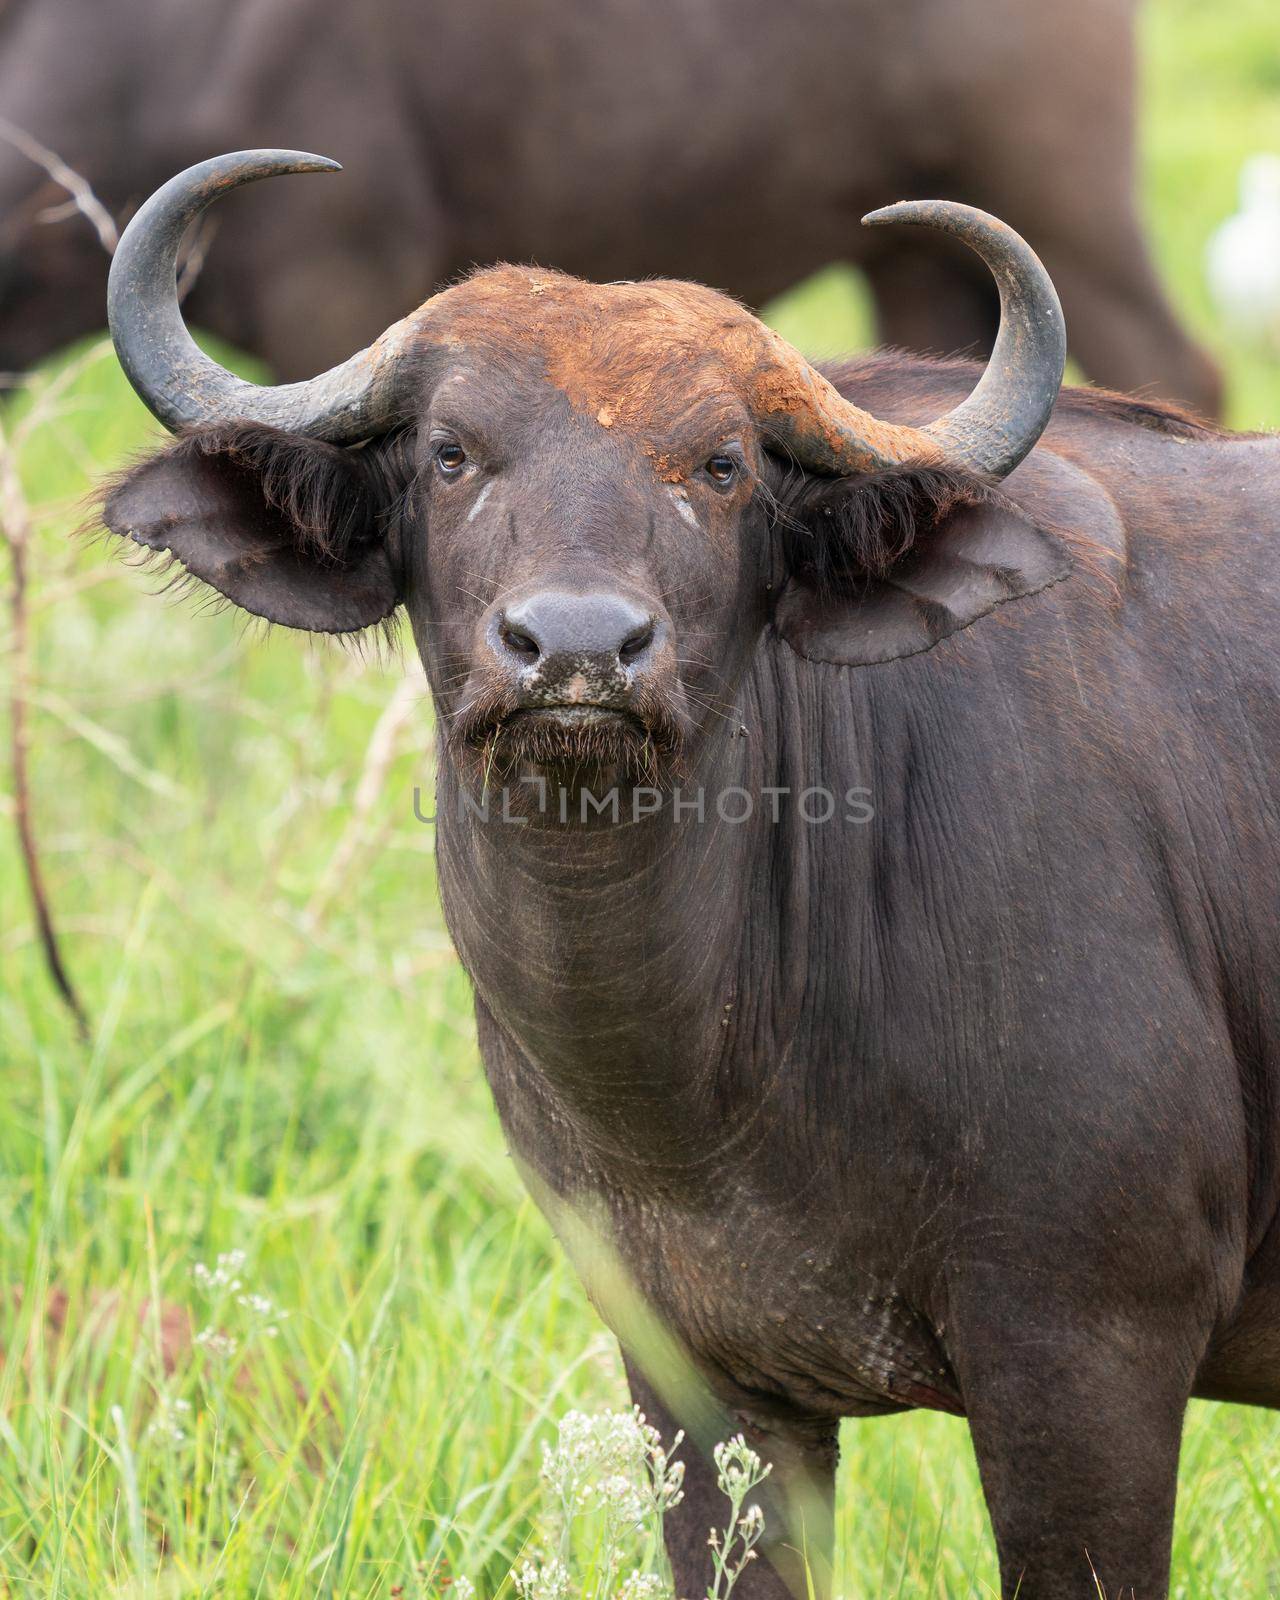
[
  {"x1": 513, "y1": 1555, "x2": 573, "y2": 1600},
  {"x1": 707, "y1": 1436, "x2": 772, "y2": 1600},
  {"x1": 146, "y1": 1392, "x2": 192, "y2": 1447},
  {"x1": 194, "y1": 1327, "x2": 238, "y2": 1359},
  {"x1": 738, "y1": 1503, "x2": 765, "y2": 1539},
  {"x1": 491, "y1": 1403, "x2": 779, "y2": 1600},
  {"x1": 712, "y1": 1435, "x2": 769, "y2": 1499},
  {"x1": 618, "y1": 1572, "x2": 667, "y2": 1600},
  {"x1": 190, "y1": 1250, "x2": 287, "y2": 1354},
  {"x1": 191, "y1": 1249, "x2": 246, "y2": 1293}
]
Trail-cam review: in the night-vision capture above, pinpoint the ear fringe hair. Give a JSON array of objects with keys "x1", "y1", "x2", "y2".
[
  {"x1": 773, "y1": 458, "x2": 1120, "y2": 602},
  {"x1": 776, "y1": 462, "x2": 995, "y2": 590},
  {"x1": 77, "y1": 525, "x2": 407, "y2": 659},
  {"x1": 86, "y1": 422, "x2": 385, "y2": 567},
  {"x1": 171, "y1": 423, "x2": 381, "y2": 565},
  {"x1": 84, "y1": 423, "x2": 410, "y2": 653}
]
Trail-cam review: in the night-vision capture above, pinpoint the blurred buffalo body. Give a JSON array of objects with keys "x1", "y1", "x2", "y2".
[{"x1": 0, "y1": 0, "x2": 1221, "y2": 413}]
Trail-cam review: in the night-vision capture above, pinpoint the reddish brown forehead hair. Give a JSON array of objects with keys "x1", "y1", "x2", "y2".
[{"x1": 420, "y1": 265, "x2": 911, "y2": 476}]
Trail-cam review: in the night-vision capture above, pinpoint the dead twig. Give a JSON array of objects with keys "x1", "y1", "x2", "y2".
[
  {"x1": 301, "y1": 667, "x2": 428, "y2": 930},
  {"x1": 0, "y1": 412, "x2": 89, "y2": 1038},
  {"x1": 0, "y1": 116, "x2": 119, "y2": 256},
  {"x1": 0, "y1": 128, "x2": 121, "y2": 1039},
  {"x1": 176, "y1": 215, "x2": 217, "y2": 304}
]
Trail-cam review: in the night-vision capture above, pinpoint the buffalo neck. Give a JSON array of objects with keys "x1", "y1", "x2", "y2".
[{"x1": 432, "y1": 636, "x2": 881, "y2": 1188}]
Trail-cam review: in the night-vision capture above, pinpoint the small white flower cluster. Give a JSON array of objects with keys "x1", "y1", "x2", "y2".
[
  {"x1": 706, "y1": 1436, "x2": 772, "y2": 1600},
  {"x1": 508, "y1": 1406, "x2": 685, "y2": 1600},
  {"x1": 712, "y1": 1436, "x2": 769, "y2": 1497},
  {"x1": 452, "y1": 1407, "x2": 774, "y2": 1600},
  {"x1": 192, "y1": 1249, "x2": 246, "y2": 1293},
  {"x1": 450, "y1": 1579, "x2": 476, "y2": 1600},
  {"x1": 194, "y1": 1328, "x2": 238, "y2": 1360},
  {"x1": 617, "y1": 1573, "x2": 668, "y2": 1600},
  {"x1": 146, "y1": 1391, "x2": 192, "y2": 1446},
  {"x1": 542, "y1": 1407, "x2": 685, "y2": 1527},
  {"x1": 191, "y1": 1249, "x2": 286, "y2": 1353},
  {"x1": 513, "y1": 1555, "x2": 572, "y2": 1600}
]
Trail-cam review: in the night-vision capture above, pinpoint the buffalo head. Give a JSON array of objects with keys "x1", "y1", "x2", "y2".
[{"x1": 102, "y1": 151, "x2": 1070, "y2": 792}]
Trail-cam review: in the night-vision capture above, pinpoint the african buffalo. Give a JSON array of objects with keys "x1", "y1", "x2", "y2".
[
  {"x1": 3, "y1": 0, "x2": 1222, "y2": 415},
  {"x1": 98, "y1": 153, "x2": 1280, "y2": 1599}
]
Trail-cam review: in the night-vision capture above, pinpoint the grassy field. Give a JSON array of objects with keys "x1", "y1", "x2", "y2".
[{"x1": 3, "y1": 1, "x2": 1280, "y2": 1594}]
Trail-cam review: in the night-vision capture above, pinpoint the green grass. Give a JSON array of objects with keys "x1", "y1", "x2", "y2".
[{"x1": 4, "y1": 2, "x2": 1280, "y2": 1593}]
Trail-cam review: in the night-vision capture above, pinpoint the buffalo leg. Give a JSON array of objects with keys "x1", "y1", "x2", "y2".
[
  {"x1": 952, "y1": 1309, "x2": 1201, "y2": 1599},
  {"x1": 1039, "y1": 242, "x2": 1224, "y2": 420},
  {"x1": 623, "y1": 1355, "x2": 837, "y2": 1599},
  {"x1": 864, "y1": 239, "x2": 999, "y2": 360}
]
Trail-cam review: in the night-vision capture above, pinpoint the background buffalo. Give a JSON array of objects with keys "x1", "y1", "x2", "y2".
[{"x1": 1, "y1": 0, "x2": 1221, "y2": 414}]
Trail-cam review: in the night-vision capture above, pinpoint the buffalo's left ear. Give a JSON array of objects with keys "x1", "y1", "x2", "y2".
[
  {"x1": 773, "y1": 465, "x2": 1071, "y2": 667},
  {"x1": 101, "y1": 424, "x2": 403, "y2": 634}
]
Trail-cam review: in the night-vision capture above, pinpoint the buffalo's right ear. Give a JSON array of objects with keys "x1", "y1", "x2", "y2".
[
  {"x1": 101, "y1": 424, "x2": 403, "y2": 633},
  {"x1": 773, "y1": 463, "x2": 1071, "y2": 666}
]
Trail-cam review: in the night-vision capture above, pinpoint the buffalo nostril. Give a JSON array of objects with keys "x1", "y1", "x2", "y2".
[
  {"x1": 618, "y1": 621, "x2": 656, "y2": 666},
  {"x1": 498, "y1": 592, "x2": 658, "y2": 672},
  {"x1": 499, "y1": 622, "x2": 541, "y2": 661}
]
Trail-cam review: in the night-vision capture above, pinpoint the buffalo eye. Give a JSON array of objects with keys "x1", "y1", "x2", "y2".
[
  {"x1": 434, "y1": 441, "x2": 467, "y2": 477},
  {"x1": 704, "y1": 454, "x2": 738, "y2": 486}
]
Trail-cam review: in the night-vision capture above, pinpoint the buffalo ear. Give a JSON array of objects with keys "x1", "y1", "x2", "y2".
[
  {"x1": 773, "y1": 466, "x2": 1071, "y2": 667},
  {"x1": 101, "y1": 425, "x2": 401, "y2": 634}
]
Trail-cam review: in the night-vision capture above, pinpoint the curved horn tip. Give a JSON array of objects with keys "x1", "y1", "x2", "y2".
[
  {"x1": 278, "y1": 153, "x2": 343, "y2": 174},
  {"x1": 861, "y1": 200, "x2": 966, "y2": 229},
  {"x1": 204, "y1": 149, "x2": 343, "y2": 176},
  {"x1": 291, "y1": 154, "x2": 342, "y2": 173},
  {"x1": 861, "y1": 202, "x2": 915, "y2": 228}
]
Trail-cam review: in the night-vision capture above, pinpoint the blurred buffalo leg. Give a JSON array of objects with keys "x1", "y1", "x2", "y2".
[
  {"x1": 864, "y1": 236, "x2": 999, "y2": 360},
  {"x1": 1038, "y1": 233, "x2": 1224, "y2": 419}
]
